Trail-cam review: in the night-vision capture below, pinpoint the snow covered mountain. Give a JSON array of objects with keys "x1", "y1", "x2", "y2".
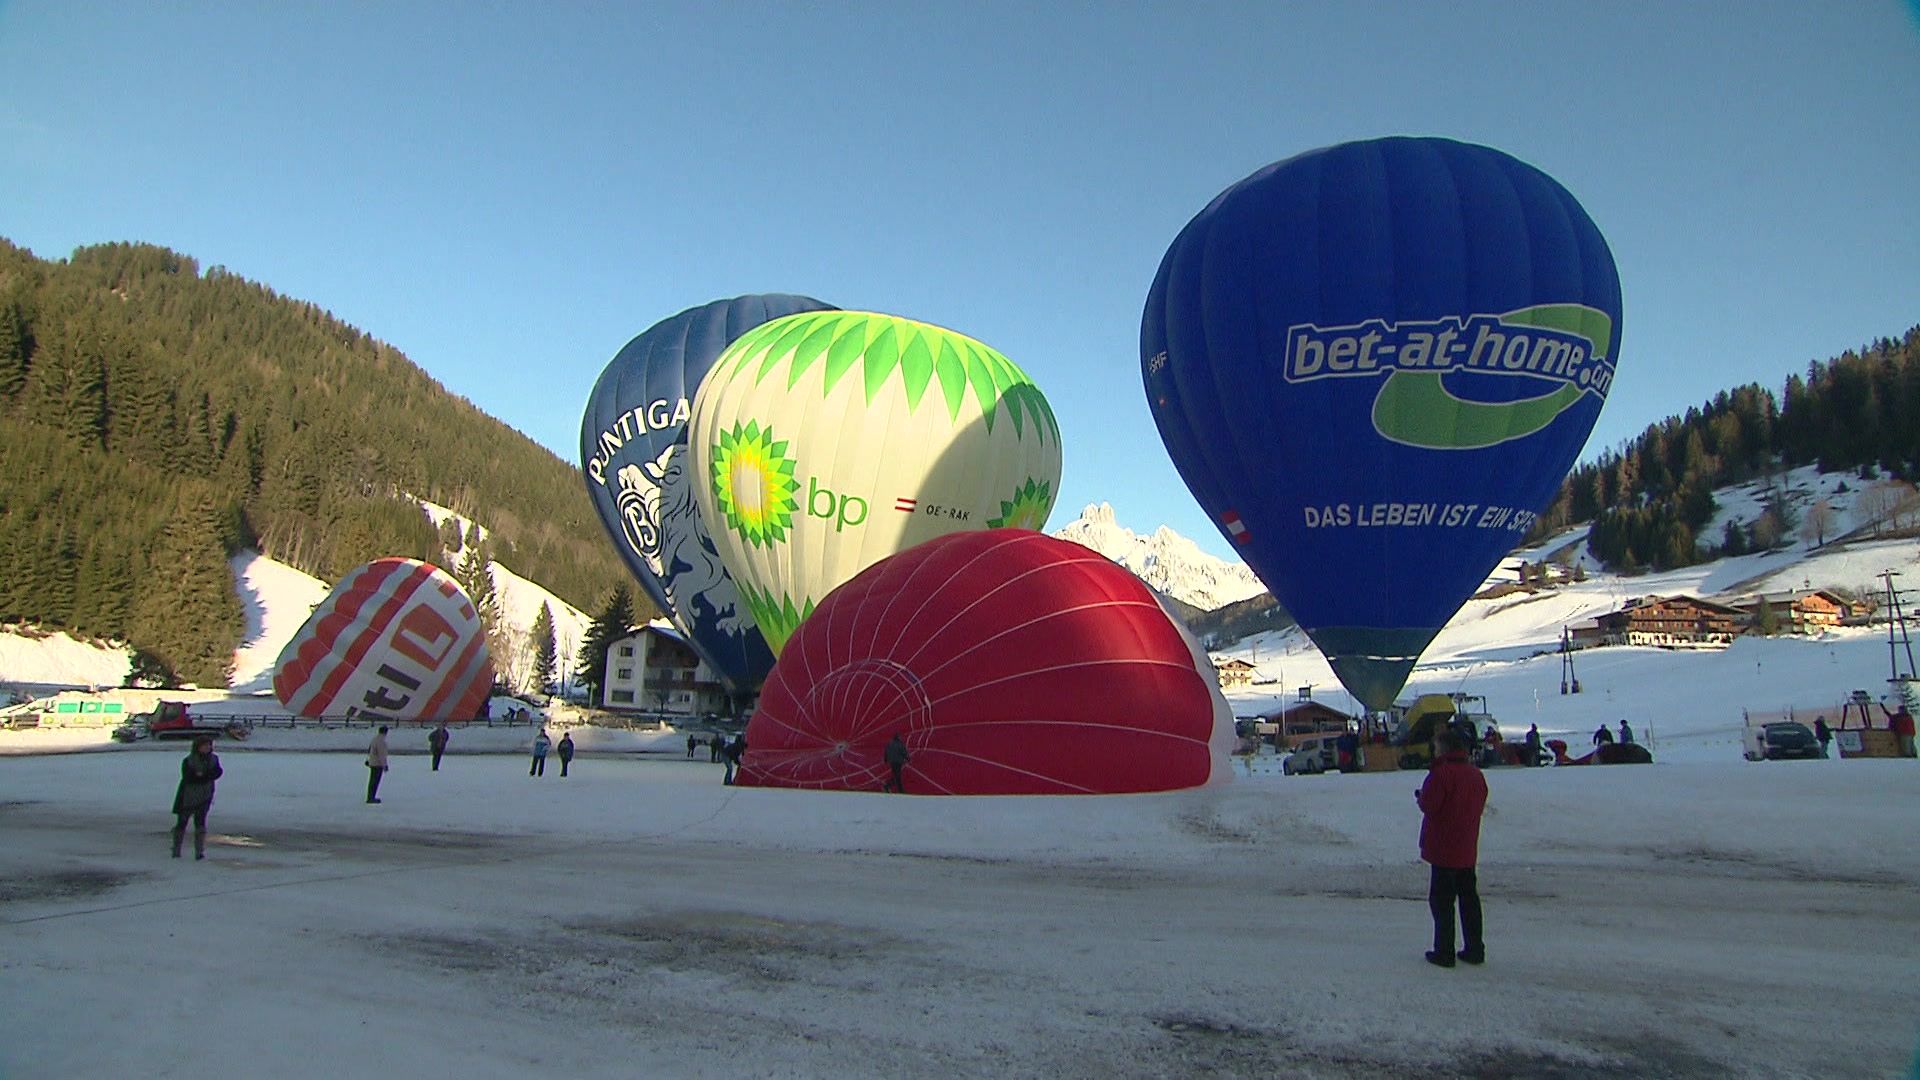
[{"x1": 1051, "y1": 503, "x2": 1268, "y2": 612}]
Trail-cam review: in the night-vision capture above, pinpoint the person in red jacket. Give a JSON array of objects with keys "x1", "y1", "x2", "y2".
[
  {"x1": 1891, "y1": 706, "x2": 1916, "y2": 758},
  {"x1": 1416, "y1": 728, "x2": 1489, "y2": 968}
]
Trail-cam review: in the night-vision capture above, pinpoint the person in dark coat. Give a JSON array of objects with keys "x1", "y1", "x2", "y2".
[
  {"x1": 557, "y1": 732, "x2": 575, "y2": 777},
  {"x1": 883, "y1": 733, "x2": 911, "y2": 793},
  {"x1": 1618, "y1": 719, "x2": 1635, "y2": 745},
  {"x1": 709, "y1": 734, "x2": 724, "y2": 763},
  {"x1": 170, "y1": 735, "x2": 223, "y2": 860},
  {"x1": 1813, "y1": 715, "x2": 1833, "y2": 756},
  {"x1": 1523, "y1": 724, "x2": 1543, "y2": 766},
  {"x1": 1591, "y1": 723, "x2": 1614, "y2": 748},
  {"x1": 530, "y1": 729, "x2": 551, "y2": 777},
  {"x1": 1415, "y1": 728, "x2": 1489, "y2": 967},
  {"x1": 428, "y1": 723, "x2": 450, "y2": 771},
  {"x1": 722, "y1": 734, "x2": 747, "y2": 785},
  {"x1": 686, "y1": 733, "x2": 698, "y2": 760}
]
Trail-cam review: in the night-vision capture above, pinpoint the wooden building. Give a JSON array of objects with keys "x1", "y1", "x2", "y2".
[
  {"x1": 1594, "y1": 595, "x2": 1745, "y2": 649},
  {"x1": 1733, "y1": 589, "x2": 1851, "y2": 634}
]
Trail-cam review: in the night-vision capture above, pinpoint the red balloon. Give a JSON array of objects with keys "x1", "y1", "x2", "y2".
[
  {"x1": 738, "y1": 530, "x2": 1232, "y2": 794},
  {"x1": 273, "y1": 558, "x2": 495, "y2": 722}
]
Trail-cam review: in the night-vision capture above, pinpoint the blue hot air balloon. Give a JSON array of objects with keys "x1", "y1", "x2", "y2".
[
  {"x1": 582, "y1": 294, "x2": 835, "y2": 695},
  {"x1": 1143, "y1": 137, "x2": 1621, "y2": 710}
]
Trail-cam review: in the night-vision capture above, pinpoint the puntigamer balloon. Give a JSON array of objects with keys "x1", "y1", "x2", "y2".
[
  {"x1": 1143, "y1": 137, "x2": 1621, "y2": 710},
  {"x1": 689, "y1": 310, "x2": 1062, "y2": 655},
  {"x1": 581, "y1": 295, "x2": 835, "y2": 694}
]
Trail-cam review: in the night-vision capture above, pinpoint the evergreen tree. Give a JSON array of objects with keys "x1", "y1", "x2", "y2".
[
  {"x1": 531, "y1": 602, "x2": 558, "y2": 694},
  {"x1": 128, "y1": 495, "x2": 241, "y2": 687},
  {"x1": 575, "y1": 584, "x2": 635, "y2": 705}
]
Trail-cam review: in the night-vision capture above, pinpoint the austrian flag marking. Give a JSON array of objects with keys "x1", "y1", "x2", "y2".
[
  {"x1": 895, "y1": 497, "x2": 917, "y2": 513},
  {"x1": 1222, "y1": 511, "x2": 1251, "y2": 544}
]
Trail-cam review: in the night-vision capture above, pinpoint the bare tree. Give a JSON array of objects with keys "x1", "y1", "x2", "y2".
[{"x1": 1800, "y1": 499, "x2": 1836, "y2": 549}]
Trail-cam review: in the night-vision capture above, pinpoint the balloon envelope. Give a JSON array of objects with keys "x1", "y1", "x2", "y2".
[
  {"x1": 582, "y1": 295, "x2": 835, "y2": 693},
  {"x1": 689, "y1": 310, "x2": 1062, "y2": 656},
  {"x1": 737, "y1": 530, "x2": 1234, "y2": 795},
  {"x1": 1143, "y1": 137, "x2": 1621, "y2": 710},
  {"x1": 273, "y1": 558, "x2": 495, "y2": 721}
]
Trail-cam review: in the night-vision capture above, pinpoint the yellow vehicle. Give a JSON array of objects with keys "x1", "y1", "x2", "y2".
[{"x1": 1390, "y1": 694, "x2": 1459, "y2": 770}]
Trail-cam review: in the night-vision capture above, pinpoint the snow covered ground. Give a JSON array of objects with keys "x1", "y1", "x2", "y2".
[
  {"x1": 3, "y1": 741, "x2": 1915, "y2": 1078},
  {"x1": 5, "y1": 468, "x2": 1920, "y2": 1077}
]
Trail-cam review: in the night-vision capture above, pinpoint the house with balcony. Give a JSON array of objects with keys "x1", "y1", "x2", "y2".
[
  {"x1": 1593, "y1": 595, "x2": 1745, "y2": 649},
  {"x1": 600, "y1": 623, "x2": 730, "y2": 716},
  {"x1": 1731, "y1": 589, "x2": 1852, "y2": 634}
]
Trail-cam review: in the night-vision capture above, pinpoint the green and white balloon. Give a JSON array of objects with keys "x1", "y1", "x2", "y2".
[{"x1": 688, "y1": 309, "x2": 1062, "y2": 654}]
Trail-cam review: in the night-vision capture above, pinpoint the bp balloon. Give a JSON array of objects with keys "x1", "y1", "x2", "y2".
[
  {"x1": 689, "y1": 309, "x2": 1062, "y2": 656},
  {"x1": 273, "y1": 558, "x2": 495, "y2": 721},
  {"x1": 1143, "y1": 137, "x2": 1621, "y2": 711},
  {"x1": 582, "y1": 295, "x2": 835, "y2": 693},
  {"x1": 737, "y1": 530, "x2": 1234, "y2": 794}
]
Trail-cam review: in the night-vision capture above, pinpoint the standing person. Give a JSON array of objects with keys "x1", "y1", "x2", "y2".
[
  {"x1": 428, "y1": 722, "x2": 450, "y2": 771},
  {"x1": 170, "y1": 735, "x2": 223, "y2": 860},
  {"x1": 1415, "y1": 728, "x2": 1489, "y2": 968},
  {"x1": 365, "y1": 726, "x2": 390, "y2": 804},
  {"x1": 1591, "y1": 724, "x2": 1614, "y2": 748},
  {"x1": 1618, "y1": 719, "x2": 1635, "y2": 745},
  {"x1": 1813, "y1": 716, "x2": 1833, "y2": 757},
  {"x1": 557, "y1": 731, "x2": 575, "y2": 777},
  {"x1": 530, "y1": 728, "x2": 551, "y2": 777},
  {"x1": 1523, "y1": 724, "x2": 1542, "y2": 767},
  {"x1": 883, "y1": 732, "x2": 911, "y2": 793},
  {"x1": 1892, "y1": 706, "x2": 1917, "y2": 758},
  {"x1": 722, "y1": 733, "x2": 746, "y2": 785},
  {"x1": 709, "y1": 734, "x2": 724, "y2": 763},
  {"x1": 686, "y1": 732, "x2": 698, "y2": 760}
]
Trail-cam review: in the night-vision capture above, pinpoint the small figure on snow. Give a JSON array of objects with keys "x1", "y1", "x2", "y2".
[
  {"x1": 530, "y1": 728, "x2": 551, "y2": 777},
  {"x1": 722, "y1": 734, "x2": 747, "y2": 785},
  {"x1": 557, "y1": 731, "x2": 575, "y2": 777},
  {"x1": 170, "y1": 735, "x2": 223, "y2": 860},
  {"x1": 1813, "y1": 715, "x2": 1832, "y2": 757},
  {"x1": 1524, "y1": 724, "x2": 1543, "y2": 766},
  {"x1": 365, "y1": 726, "x2": 390, "y2": 803},
  {"x1": 686, "y1": 733, "x2": 698, "y2": 760},
  {"x1": 883, "y1": 732, "x2": 912, "y2": 793},
  {"x1": 428, "y1": 722, "x2": 450, "y2": 771},
  {"x1": 1617, "y1": 719, "x2": 1635, "y2": 745},
  {"x1": 1592, "y1": 723, "x2": 1614, "y2": 748}
]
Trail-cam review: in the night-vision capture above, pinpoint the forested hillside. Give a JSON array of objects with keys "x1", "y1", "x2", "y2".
[
  {"x1": 1530, "y1": 325, "x2": 1920, "y2": 570},
  {"x1": 0, "y1": 240, "x2": 640, "y2": 686}
]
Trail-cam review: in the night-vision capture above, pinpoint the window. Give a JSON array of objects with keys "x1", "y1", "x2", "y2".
[
  {"x1": 618, "y1": 645, "x2": 634, "y2": 657},
  {"x1": 616, "y1": 668, "x2": 632, "y2": 680},
  {"x1": 610, "y1": 690, "x2": 634, "y2": 703}
]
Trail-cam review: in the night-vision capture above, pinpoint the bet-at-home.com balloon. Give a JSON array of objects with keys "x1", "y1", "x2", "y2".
[
  {"x1": 689, "y1": 310, "x2": 1063, "y2": 654},
  {"x1": 1142, "y1": 136, "x2": 1621, "y2": 711}
]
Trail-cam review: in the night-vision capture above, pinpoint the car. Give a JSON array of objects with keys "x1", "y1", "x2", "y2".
[
  {"x1": 1282, "y1": 732, "x2": 1346, "y2": 775},
  {"x1": 1755, "y1": 721, "x2": 1825, "y2": 761}
]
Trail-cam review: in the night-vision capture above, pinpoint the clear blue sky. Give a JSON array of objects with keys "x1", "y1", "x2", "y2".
[{"x1": 4, "y1": 1, "x2": 1916, "y2": 560}]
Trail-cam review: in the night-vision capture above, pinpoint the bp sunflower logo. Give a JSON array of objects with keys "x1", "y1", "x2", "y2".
[
  {"x1": 709, "y1": 420, "x2": 799, "y2": 548},
  {"x1": 987, "y1": 477, "x2": 1055, "y2": 530}
]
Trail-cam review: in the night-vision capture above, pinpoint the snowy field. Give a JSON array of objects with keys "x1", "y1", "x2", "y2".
[
  {"x1": 5, "y1": 470, "x2": 1920, "y2": 1077},
  {"x1": 3, "y1": 743, "x2": 1917, "y2": 1079}
]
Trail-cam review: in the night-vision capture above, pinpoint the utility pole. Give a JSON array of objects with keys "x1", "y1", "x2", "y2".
[{"x1": 1560, "y1": 625, "x2": 1581, "y2": 694}]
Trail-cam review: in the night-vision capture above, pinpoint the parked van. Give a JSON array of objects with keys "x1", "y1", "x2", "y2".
[{"x1": 1282, "y1": 732, "x2": 1345, "y2": 775}]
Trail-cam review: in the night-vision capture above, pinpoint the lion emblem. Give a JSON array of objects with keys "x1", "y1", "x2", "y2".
[{"x1": 615, "y1": 444, "x2": 751, "y2": 634}]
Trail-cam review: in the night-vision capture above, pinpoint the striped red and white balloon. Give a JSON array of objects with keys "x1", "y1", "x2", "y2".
[
  {"x1": 737, "y1": 530, "x2": 1234, "y2": 795},
  {"x1": 273, "y1": 558, "x2": 495, "y2": 722}
]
